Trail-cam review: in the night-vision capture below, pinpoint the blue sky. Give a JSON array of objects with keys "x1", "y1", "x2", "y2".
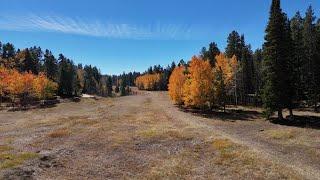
[{"x1": 0, "y1": 0, "x2": 319, "y2": 75}]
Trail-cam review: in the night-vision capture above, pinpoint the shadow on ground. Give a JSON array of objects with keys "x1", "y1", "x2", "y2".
[
  {"x1": 179, "y1": 107, "x2": 261, "y2": 122},
  {"x1": 271, "y1": 115, "x2": 320, "y2": 130}
]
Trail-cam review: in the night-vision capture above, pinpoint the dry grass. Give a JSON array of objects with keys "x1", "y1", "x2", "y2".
[
  {"x1": 47, "y1": 128, "x2": 71, "y2": 138},
  {"x1": 146, "y1": 151, "x2": 195, "y2": 179},
  {"x1": 265, "y1": 129, "x2": 296, "y2": 140},
  {"x1": 212, "y1": 139, "x2": 234, "y2": 150},
  {"x1": 139, "y1": 128, "x2": 159, "y2": 138},
  {"x1": 0, "y1": 145, "x2": 13, "y2": 152}
]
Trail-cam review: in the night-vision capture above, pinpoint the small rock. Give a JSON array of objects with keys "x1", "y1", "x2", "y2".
[{"x1": 40, "y1": 155, "x2": 51, "y2": 161}]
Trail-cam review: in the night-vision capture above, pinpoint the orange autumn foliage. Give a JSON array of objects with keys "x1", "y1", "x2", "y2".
[
  {"x1": 135, "y1": 73, "x2": 161, "y2": 91},
  {"x1": 5, "y1": 69, "x2": 25, "y2": 97},
  {"x1": 183, "y1": 56, "x2": 215, "y2": 108},
  {"x1": 168, "y1": 66, "x2": 187, "y2": 105},
  {"x1": 0, "y1": 66, "x2": 57, "y2": 102}
]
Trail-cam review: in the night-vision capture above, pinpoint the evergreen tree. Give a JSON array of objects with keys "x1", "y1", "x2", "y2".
[
  {"x1": 22, "y1": 48, "x2": 38, "y2": 74},
  {"x1": 120, "y1": 78, "x2": 127, "y2": 96},
  {"x1": 262, "y1": 0, "x2": 293, "y2": 119},
  {"x1": 200, "y1": 42, "x2": 220, "y2": 66},
  {"x1": 315, "y1": 18, "x2": 320, "y2": 111},
  {"x1": 58, "y1": 54, "x2": 75, "y2": 97},
  {"x1": 28, "y1": 46, "x2": 42, "y2": 74},
  {"x1": 302, "y1": 6, "x2": 319, "y2": 111},
  {"x1": 241, "y1": 44, "x2": 255, "y2": 95},
  {"x1": 284, "y1": 15, "x2": 296, "y2": 117},
  {"x1": 44, "y1": 50, "x2": 58, "y2": 81},
  {"x1": 178, "y1": 59, "x2": 187, "y2": 67},
  {"x1": 106, "y1": 76, "x2": 113, "y2": 97},
  {"x1": 2, "y1": 43, "x2": 15, "y2": 59},
  {"x1": 290, "y1": 12, "x2": 305, "y2": 101},
  {"x1": 253, "y1": 49, "x2": 263, "y2": 97},
  {"x1": 225, "y1": 31, "x2": 242, "y2": 59},
  {"x1": 83, "y1": 65, "x2": 100, "y2": 94},
  {"x1": 74, "y1": 68, "x2": 84, "y2": 97}
]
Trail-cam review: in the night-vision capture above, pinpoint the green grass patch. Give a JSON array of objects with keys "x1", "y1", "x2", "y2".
[
  {"x1": 0, "y1": 152, "x2": 39, "y2": 170},
  {"x1": 0, "y1": 145, "x2": 13, "y2": 152},
  {"x1": 139, "y1": 129, "x2": 158, "y2": 138}
]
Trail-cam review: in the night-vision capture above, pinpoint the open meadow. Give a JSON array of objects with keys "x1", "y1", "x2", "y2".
[{"x1": 1, "y1": 91, "x2": 319, "y2": 179}]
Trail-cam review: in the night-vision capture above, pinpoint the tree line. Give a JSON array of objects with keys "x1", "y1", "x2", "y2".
[
  {"x1": 145, "y1": 0, "x2": 320, "y2": 119},
  {"x1": 263, "y1": 0, "x2": 320, "y2": 119},
  {"x1": 134, "y1": 62, "x2": 179, "y2": 91},
  {"x1": 0, "y1": 41, "x2": 119, "y2": 107}
]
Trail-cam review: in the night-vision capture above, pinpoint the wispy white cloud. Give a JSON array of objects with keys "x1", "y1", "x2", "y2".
[{"x1": 0, "y1": 14, "x2": 192, "y2": 40}]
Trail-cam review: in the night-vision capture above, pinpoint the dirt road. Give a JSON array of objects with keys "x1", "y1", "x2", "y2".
[{"x1": 0, "y1": 91, "x2": 319, "y2": 179}]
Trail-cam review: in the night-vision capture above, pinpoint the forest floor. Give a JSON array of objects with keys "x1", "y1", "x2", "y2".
[{"x1": 0, "y1": 91, "x2": 320, "y2": 179}]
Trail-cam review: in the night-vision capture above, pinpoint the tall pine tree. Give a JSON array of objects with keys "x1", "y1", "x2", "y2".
[
  {"x1": 262, "y1": 0, "x2": 293, "y2": 119},
  {"x1": 200, "y1": 42, "x2": 220, "y2": 66},
  {"x1": 44, "y1": 49, "x2": 58, "y2": 81},
  {"x1": 225, "y1": 31, "x2": 242, "y2": 59},
  {"x1": 22, "y1": 48, "x2": 38, "y2": 74},
  {"x1": 302, "y1": 6, "x2": 319, "y2": 111},
  {"x1": 315, "y1": 18, "x2": 320, "y2": 111},
  {"x1": 290, "y1": 12, "x2": 305, "y2": 101}
]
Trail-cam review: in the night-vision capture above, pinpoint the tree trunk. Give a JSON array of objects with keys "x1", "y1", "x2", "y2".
[
  {"x1": 289, "y1": 108, "x2": 294, "y2": 120},
  {"x1": 12, "y1": 96, "x2": 15, "y2": 111},
  {"x1": 278, "y1": 109, "x2": 283, "y2": 120}
]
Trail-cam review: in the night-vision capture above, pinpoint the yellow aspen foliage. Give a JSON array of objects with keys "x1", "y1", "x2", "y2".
[
  {"x1": 33, "y1": 73, "x2": 58, "y2": 100},
  {"x1": 213, "y1": 53, "x2": 239, "y2": 110},
  {"x1": 183, "y1": 56, "x2": 214, "y2": 108},
  {"x1": 168, "y1": 66, "x2": 186, "y2": 105},
  {"x1": 230, "y1": 55, "x2": 239, "y2": 74},
  {"x1": 135, "y1": 73, "x2": 161, "y2": 91},
  {"x1": 167, "y1": 53, "x2": 238, "y2": 109},
  {"x1": 215, "y1": 53, "x2": 238, "y2": 87}
]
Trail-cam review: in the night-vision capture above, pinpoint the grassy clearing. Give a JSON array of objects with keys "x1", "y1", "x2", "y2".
[{"x1": 0, "y1": 93, "x2": 313, "y2": 179}]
